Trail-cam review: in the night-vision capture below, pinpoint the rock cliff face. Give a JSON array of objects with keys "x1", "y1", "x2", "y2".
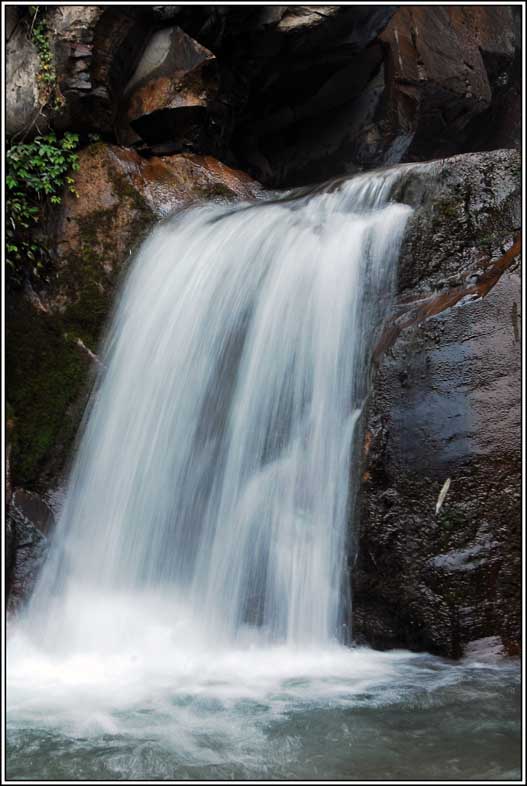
[
  {"x1": 6, "y1": 7, "x2": 41, "y2": 138},
  {"x1": 5, "y1": 5, "x2": 522, "y2": 651},
  {"x1": 6, "y1": 6, "x2": 520, "y2": 170}
]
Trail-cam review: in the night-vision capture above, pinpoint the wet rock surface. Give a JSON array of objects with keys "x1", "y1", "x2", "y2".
[
  {"x1": 6, "y1": 490, "x2": 55, "y2": 612},
  {"x1": 376, "y1": 6, "x2": 516, "y2": 164},
  {"x1": 392, "y1": 150, "x2": 521, "y2": 294},
  {"x1": 353, "y1": 149, "x2": 521, "y2": 658}
]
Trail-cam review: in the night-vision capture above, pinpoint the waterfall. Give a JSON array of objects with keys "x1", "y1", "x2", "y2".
[
  {"x1": 23, "y1": 171, "x2": 412, "y2": 650},
  {"x1": 9, "y1": 172, "x2": 520, "y2": 783}
]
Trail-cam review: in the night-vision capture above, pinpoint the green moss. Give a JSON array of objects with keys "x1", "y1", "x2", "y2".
[
  {"x1": 6, "y1": 293, "x2": 90, "y2": 489},
  {"x1": 436, "y1": 199, "x2": 459, "y2": 220},
  {"x1": 107, "y1": 167, "x2": 153, "y2": 219},
  {"x1": 202, "y1": 182, "x2": 237, "y2": 200}
]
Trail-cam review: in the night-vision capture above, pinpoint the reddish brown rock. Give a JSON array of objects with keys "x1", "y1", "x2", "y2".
[
  {"x1": 54, "y1": 143, "x2": 261, "y2": 279},
  {"x1": 118, "y1": 27, "x2": 220, "y2": 150}
]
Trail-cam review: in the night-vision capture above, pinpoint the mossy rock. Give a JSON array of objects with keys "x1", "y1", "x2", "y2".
[{"x1": 6, "y1": 293, "x2": 92, "y2": 490}]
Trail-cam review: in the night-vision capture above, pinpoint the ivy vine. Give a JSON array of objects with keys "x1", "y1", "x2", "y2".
[
  {"x1": 29, "y1": 5, "x2": 65, "y2": 111},
  {"x1": 6, "y1": 132, "x2": 80, "y2": 285}
]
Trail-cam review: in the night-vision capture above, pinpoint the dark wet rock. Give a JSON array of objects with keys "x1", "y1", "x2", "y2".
[
  {"x1": 151, "y1": 6, "x2": 185, "y2": 23},
  {"x1": 392, "y1": 149, "x2": 521, "y2": 293},
  {"x1": 6, "y1": 422, "x2": 16, "y2": 595},
  {"x1": 226, "y1": 5, "x2": 519, "y2": 186},
  {"x1": 353, "y1": 149, "x2": 521, "y2": 658},
  {"x1": 6, "y1": 516, "x2": 16, "y2": 597},
  {"x1": 373, "y1": 6, "x2": 518, "y2": 166},
  {"x1": 461, "y1": 6, "x2": 522, "y2": 155},
  {"x1": 223, "y1": 6, "x2": 396, "y2": 185},
  {"x1": 7, "y1": 490, "x2": 55, "y2": 612},
  {"x1": 11, "y1": 489, "x2": 54, "y2": 537},
  {"x1": 376, "y1": 7, "x2": 512, "y2": 163},
  {"x1": 147, "y1": 6, "x2": 394, "y2": 182},
  {"x1": 5, "y1": 4, "x2": 18, "y2": 38}
]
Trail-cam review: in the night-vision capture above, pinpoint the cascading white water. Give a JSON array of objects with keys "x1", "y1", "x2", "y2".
[
  {"x1": 7, "y1": 170, "x2": 522, "y2": 782},
  {"x1": 24, "y1": 171, "x2": 412, "y2": 648}
]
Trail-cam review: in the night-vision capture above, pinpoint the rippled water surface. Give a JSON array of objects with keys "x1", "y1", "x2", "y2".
[{"x1": 7, "y1": 594, "x2": 522, "y2": 781}]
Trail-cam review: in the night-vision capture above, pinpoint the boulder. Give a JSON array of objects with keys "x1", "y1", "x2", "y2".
[
  {"x1": 230, "y1": 7, "x2": 395, "y2": 184},
  {"x1": 118, "y1": 27, "x2": 221, "y2": 151},
  {"x1": 5, "y1": 408, "x2": 15, "y2": 594},
  {"x1": 392, "y1": 149, "x2": 521, "y2": 293},
  {"x1": 353, "y1": 149, "x2": 521, "y2": 658},
  {"x1": 378, "y1": 6, "x2": 517, "y2": 163}
]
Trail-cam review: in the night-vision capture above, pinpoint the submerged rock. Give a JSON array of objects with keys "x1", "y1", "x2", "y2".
[{"x1": 353, "y1": 149, "x2": 521, "y2": 658}]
